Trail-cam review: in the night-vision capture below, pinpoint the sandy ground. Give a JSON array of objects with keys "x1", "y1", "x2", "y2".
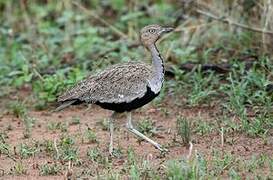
[{"x1": 0, "y1": 97, "x2": 272, "y2": 179}]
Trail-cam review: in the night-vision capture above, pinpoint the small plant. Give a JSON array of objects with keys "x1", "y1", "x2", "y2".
[
  {"x1": 42, "y1": 140, "x2": 55, "y2": 154},
  {"x1": 166, "y1": 153, "x2": 208, "y2": 179},
  {"x1": 84, "y1": 128, "x2": 98, "y2": 143},
  {"x1": 134, "y1": 160, "x2": 160, "y2": 180},
  {"x1": 97, "y1": 118, "x2": 110, "y2": 131},
  {"x1": 10, "y1": 63, "x2": 33, "y2": 87},
  {"x1": 39, "y1": 162, "x2": 62, "y2": 176},
  {"x1": 228, "y1": 168, "x2": 241, "y2": 180},
  {"x1": 220, "y1": 72, "x2": 248, "y2": 117},
  {"x1": 60, "y1": 123, "x2": 68, "y2": 132},
  {"x1": 58, "y1": 136, "x2": 79, "y2": 162},
  {"x1": 127, "y1": 147, "x2": 140, "y2": 179},
  {"x1": 87, "y1": 146, "x2": 103, "y2": 162},
  {"x1": 129, "y1": 164, "x2": 141, "y2": 180},
  {"x1": 160, "y1": 107, "x2": 170, "y2": 117},
  {"x1": 18, "y1": 143, "x2": 39, "y2": 159},
  {"x1": 7, "y1": 101, "x2": 35, "y2": 138},
  {"x1": 7, "y1": 101, "x2": 27, "y2": 118},
  {"x1": 106, "y1": 172, "x2": 121, "y2": 180},
  {"x1": 112, "y1": 146, "x2": 124, "y2": 158},
  {"x1": 22, "y1": 116, "x2": 36, "y2": 138},
  {"x1": 176, "y1": 117, "x2": 191, "y2": 145},
  {"x1": 0, "y1": 132, "x2": 10, "y2": 155},
  {"x1": 87, "y1": 146, "x2": 110, "y2": 167},
  {"x1": 193, "y1": 119, "x2": 214, "y2": 135},
  {"x1": 137, "y1": 119, "x2": 157, "y2": 137},
  {"x1": 166, "y1": 160, "x2": 184, "y2": 179},
  {"x1": 127, "y1": 147, "x2": 137, "y2": 166},
  {"x1": 269, "y1": 157, "x2": 273, "y2": 172},
  {"x1": 33, "y1": 73, "x2": 67, "y2": 105},
  {"x1": 243, "y1": 115, "x2": 273, "y2": 137},
  {"x1": 10, "y1": 161, "x2": 27, "y2": 175},
  {"x1": 47, "y1": 121, "x2": 68, "y2": 132},
  {"x1": 33, "y1": 68, "x2": 87, "y2": 108},
  {"x1": 187, "y1": 70, "x2": 217, "y2": 105},
  {"x1": 127, "y1": 147, "x2": 159, "y2": 179},
  {"x1": 70, "y1": 116, "x2": 81, "y2": 125},
  {"x1": 211, "y1": 150, "x2": 235, "y2": 176}
]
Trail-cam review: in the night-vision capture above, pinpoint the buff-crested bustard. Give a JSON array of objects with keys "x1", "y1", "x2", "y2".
[{"x1": 57, "y1": 24, "x2": 173, "y2": 154}]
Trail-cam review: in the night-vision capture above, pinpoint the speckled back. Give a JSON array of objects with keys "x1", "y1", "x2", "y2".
[{"x1": 58, "y1": 62, "x2": 152, "y2": 104}]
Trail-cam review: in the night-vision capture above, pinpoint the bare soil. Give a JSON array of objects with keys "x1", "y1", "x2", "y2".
[{"x1": 0, "y1": 96, "x2": 272, "y2": 179}]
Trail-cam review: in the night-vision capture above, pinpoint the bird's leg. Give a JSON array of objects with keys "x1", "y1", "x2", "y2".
[
  {"x1": 126, "y1": 112, "x2": 167, "y2": 152},
  {"x1": 109, "y1": 112, "x2": 116, "y2": 155}
]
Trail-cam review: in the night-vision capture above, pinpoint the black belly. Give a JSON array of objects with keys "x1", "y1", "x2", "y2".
[{"x1": 95, "y1": 86, "x2": 159, "y2": 113}]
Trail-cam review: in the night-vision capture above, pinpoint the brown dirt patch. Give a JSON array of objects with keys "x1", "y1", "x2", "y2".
[{"x1": 0, "y1": 100, "x2": 272, "y2": 179}]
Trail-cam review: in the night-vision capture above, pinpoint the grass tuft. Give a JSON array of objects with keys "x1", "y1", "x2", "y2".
[{"x1": 176, "y1": 117, "x2": 191, "y2": 145}]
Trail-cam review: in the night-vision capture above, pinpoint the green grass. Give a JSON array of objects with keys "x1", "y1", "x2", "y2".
[
  {"x1": 57, "y1": 136, "x2": 80, "y2": 163},
  {"x1": 84, "y1": 128, "x2": 98, "y2": 144},
  {"x1": 165, "y1": 152, "x2": 273, "y2": 179},
  {"x1": 0, "y1": 132, "x2": 11, "y2": 155},
  {"x1": 47, "y1": 121, "x2": 68, "y2": 132},
  {"x1": 10, "y1": 161, "x2": 27, "y2": 175},
  {"x1": 176, "y1": 117, "x2": 191, "y2": 145},
  {"x1": 41, "y1": 139, "x2": 55, "y2": 155},
  {"x1": 22, "y1": 116, "x2": 36, "y2": 138},
  {"x1": 39, "y1": 162, "x2": 62, "y2": 176},
  {"x1": 0, "y1": 0, "x2": 273, "y2": 179},
  {"x1": 7, "y1": 101, "x2": 36, "y2": 138},
  {"x1": 70, "y1": 116, "x2": 81, "y2": 125},
  {"x1": 136, "y1": 118, "x2": 157, "y2": 137},
  {"x1": 18, "y1": 142, "x2": 39, "y2": 159},
  {"x1": 7, "y1": 101, "x2": 27, "y2": 118}
]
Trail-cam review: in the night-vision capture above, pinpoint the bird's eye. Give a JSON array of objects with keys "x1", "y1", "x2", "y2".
[{"x1": 148, "y1": 29, "x2": 156, "y2": 33}]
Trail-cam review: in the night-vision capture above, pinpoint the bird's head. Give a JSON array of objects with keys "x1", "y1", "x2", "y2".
[{"x1": 140, "y1": 24, "x2": 173, "y2": 48}]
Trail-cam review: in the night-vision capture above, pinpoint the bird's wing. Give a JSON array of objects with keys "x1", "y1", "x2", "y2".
[{"x1": 58, "y1": 62, "x2": 152, "y2": 104}]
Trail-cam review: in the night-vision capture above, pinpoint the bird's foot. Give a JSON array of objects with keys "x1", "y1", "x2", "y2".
[{"x1": 155, "y1": 144, "x2": 169, "y2": 153}]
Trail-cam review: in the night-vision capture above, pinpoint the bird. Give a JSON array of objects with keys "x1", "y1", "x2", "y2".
[{"x1": 56, "y1": 24, "x2": 173, "y2": 155}]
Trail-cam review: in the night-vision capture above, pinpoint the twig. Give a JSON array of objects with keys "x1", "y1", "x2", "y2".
[
  {"x1": 186, "y1": 141, "x2": 193, "y2": 160},
  {"x1": 0, "y1": 169, "x2": 4, "y2": 177},
  {"x1": 220, "y1": 127, "x2": 225, "y2": 158},
  {"x1": 72, "y1": 1, "x2": 128, "y2": 39},
  {"x1": 221, "y1": 127, "x2": 224, "y2": 148},
  {"x1": 196, "y1": 9, "x2": 273, "y2": 35},
  {"x1": 158, "y1": 21, "x2": 216, "y2": 43},
  {"x1": 262, "y1": 0, "x2": 273, "y2": 51},
  {"x1": 174, "y1": 22, "x2": 216, "y2": 32},
  {"x1": 65, "y1": 160, "x2": 73, "y2": 180},
  {"x1": 54, "y1": 138, "x2": 59, "y2": 159}
]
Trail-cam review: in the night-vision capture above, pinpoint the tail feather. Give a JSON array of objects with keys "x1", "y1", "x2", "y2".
[{"x1": 54, "y1": 100, "x2": 77, "y2": 112}]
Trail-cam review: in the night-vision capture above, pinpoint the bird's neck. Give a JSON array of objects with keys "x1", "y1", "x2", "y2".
[{"x1": 148, "y1": 44, "x2": 164, "y2": 93}]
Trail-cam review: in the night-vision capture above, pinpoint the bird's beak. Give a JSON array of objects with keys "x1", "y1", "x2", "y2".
[{"x1": 161, "y1": 27, "x2": 174, "y2": 34}]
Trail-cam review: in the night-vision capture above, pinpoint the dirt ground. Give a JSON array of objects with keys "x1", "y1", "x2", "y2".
[{"x1": 0, "y1": 95, "x2": 272, "y2": 179}]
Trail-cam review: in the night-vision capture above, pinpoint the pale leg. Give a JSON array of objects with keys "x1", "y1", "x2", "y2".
[
  {"x1": 126, "y1": 112, "x2": 167, "y2": 152},
  {"x1": 109, "y1": 112, "x2": 116, "y2": 155}
]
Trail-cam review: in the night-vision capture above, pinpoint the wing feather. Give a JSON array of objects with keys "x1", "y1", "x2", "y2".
[{"x1": 58, "y1": 62, "x2": 152, "y2": 104}]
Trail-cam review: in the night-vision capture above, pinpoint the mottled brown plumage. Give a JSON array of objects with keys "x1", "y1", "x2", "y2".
[
  {"x1": 56, "y1": 24, "x2": 173, "y2": 154},
  {"x1": 58, "y1": 62, "x2": 152, "y2": 104}
]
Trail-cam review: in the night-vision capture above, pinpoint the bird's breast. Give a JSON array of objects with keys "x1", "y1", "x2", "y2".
[{"x1": 148, "y1": 78, "x2": 163, "y2": 94}]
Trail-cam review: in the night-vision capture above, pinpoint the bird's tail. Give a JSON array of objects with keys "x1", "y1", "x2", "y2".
[{"x1": 54, "y1": 100, "x2": 77, "y2": 112}]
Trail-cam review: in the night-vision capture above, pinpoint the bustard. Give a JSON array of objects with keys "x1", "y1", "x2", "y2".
[{"x1": 57, "y1": 24, "x2": 173, "y2": 154}]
